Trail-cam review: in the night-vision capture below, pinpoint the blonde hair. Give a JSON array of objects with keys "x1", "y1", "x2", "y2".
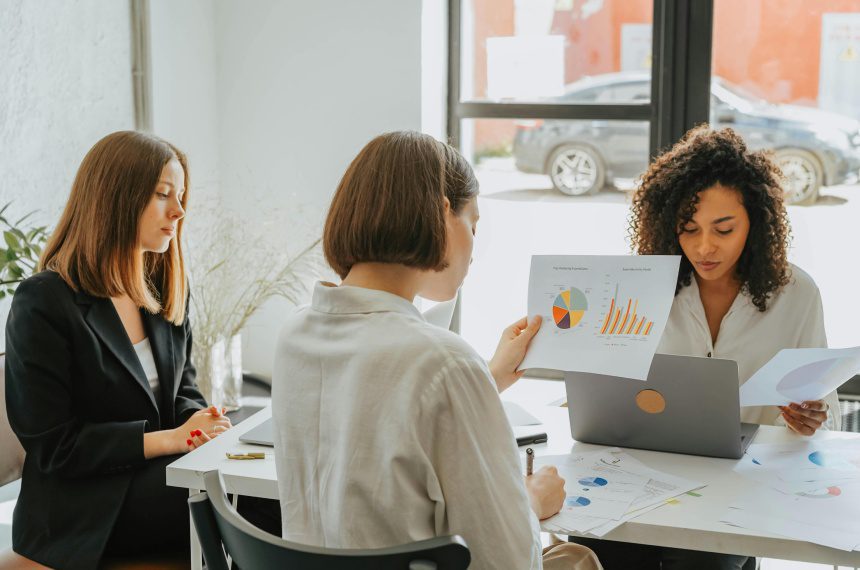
[{"x1": 40, "y1": 131, "x2": 189, "y2": 324}]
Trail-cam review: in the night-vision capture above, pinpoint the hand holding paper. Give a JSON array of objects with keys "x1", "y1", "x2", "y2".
[{"x1": 739, "y1": 347, "x2": 860, "y2": 407}]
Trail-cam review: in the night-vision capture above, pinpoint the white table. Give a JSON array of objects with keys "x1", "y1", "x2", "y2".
[{"x1": 168, "y1": 379, "x2": 860, "y2": 568}]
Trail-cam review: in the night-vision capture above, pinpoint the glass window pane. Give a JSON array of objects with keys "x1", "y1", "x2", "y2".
[
  {"x1": 460, "y1": 118, "x2": 649, "y2": 358},
  {"x1": 712, "y1": 1, "x2": 860, "y2": 350},
  {"x1": 460, "y1": 0, "x2": 653, "y2": 104}
]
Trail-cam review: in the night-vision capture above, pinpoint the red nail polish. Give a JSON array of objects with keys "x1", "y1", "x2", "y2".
[
  {"x1": 195, "y1": 429, "x2": 202, "y2": 436},
  {"x1": 186, "y1": 439, "x2": 192, "y2": 445}
]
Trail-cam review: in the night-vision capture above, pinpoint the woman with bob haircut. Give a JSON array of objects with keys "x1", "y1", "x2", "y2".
[
  {"x1": 271, "y1": 131, "x2": 602, "y2": 570},
  {"x1": 4, "y1": 131, "x2": 230, "y2": 569},
  {"x1": 573, "y1": 126, "x2": 839, "y2": 570}
]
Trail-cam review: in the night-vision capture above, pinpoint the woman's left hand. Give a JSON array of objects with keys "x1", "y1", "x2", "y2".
[
  {"x1": 780, "y1": 400, "x2": 828, "y2": 436},
  {"x1": 488, "y1": 315, "x2": 542, "y2": 393}
]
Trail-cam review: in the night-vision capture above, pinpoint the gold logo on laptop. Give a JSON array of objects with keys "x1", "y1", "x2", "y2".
[{"x1": 635, "y1": 389, "x2": 666, "y2": 414}]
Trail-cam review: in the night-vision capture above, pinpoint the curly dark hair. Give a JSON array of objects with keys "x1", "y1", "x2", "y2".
[{"x1": 629, "y1": 126, "x2": 791, "y2": 312}]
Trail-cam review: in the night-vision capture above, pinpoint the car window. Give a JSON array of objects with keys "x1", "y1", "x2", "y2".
[
  {"x1": 561, "y1": 86, "x2": 602, "y2": 102},
  {"x1": 607, "y1": 82, "x2": 650, "y2": 103}
]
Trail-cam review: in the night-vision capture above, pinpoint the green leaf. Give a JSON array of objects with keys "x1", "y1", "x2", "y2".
[
  {"x1": 4, "y1": 231, "x2": 21, "y2": 250},
  {"x1": 5, "y1": 248, "x2": 17, "y2": 261},
  {"x1": 14, "y1": 210, "x2": 36, "y2": 227}
]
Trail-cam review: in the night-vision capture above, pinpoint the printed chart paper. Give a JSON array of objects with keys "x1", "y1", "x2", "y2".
[
  {"x1": 722, "y1": 482, "x2": 860, "y2": 551},
  {"x1": 521, "y1": 255, "x2": 680, "y2": 380},
  {"x1": 538, "y1": 449, "x2": 704, "y2": 537},
  {"x1": 740, "y1": 347, "x2": 860, "y2": 407}
]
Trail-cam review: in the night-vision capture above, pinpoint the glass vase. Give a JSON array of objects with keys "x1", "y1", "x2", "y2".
[{"x1": 193, "y1": 334, "x2": 243, "y2": 411}]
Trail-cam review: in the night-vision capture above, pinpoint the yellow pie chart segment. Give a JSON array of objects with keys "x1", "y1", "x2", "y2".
[{"x1": 552, "y1": 288, "x2": 588, "y2": 329}]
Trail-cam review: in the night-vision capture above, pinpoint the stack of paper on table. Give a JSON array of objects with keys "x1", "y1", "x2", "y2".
[
  {"x1": 722, "y1": 440, "x2": 860, "y2": 551},
  {"x1": 536, "y1": 448, "x2": 705, "y2": 537}
]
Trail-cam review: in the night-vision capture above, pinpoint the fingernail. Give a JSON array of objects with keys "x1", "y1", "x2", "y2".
[
  {"x1": 194, "y1": 430, "x2": 202, "y2": 437},
  {"x1": 802, "y1": 403, "x2": 809, "y2": 409},
  {"x1": 186, "y1": 439, "x2": 192, "y2": 445}
]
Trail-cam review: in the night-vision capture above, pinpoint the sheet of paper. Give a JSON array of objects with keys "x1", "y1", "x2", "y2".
[
  {"x1": 739, "y1": 347, "x2": 860, "y2": 407},
  {"x1": 536, "y1": 452, "x2": 648, "y2": 520},
  {"x1": 742, "y1": 440, "x2": 860, "y2": 484},
  {"x1": 520, "y1": 255, "x2": 680, "y2": 380},
  {"x1": 583, "y1": 450, "x2": 706, "y2": 536},
  {"x1": 420, "y1": 296, "x2": 457, "y2": 329},
  {"x1": 502, "y1": 400, "x2": 542, "y2": 426},
  {"x1": 538, "y1": 449, "x2": 704, "y2": 536},
  {"x1": 721, "y1": 482, "x2": 860, "y2": 551}
]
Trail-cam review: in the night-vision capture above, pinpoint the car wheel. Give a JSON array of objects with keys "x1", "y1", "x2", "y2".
[
  {"x1": 547, "y1": 144, "x2": 606, "y2": 196},
  {"x1": 774, "y1": 148, "x2": 822, "y2": 206}
]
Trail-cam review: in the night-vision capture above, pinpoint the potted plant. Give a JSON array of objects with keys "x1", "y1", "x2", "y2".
[{"x1": 0, "y1": 204, "x2": 50, "y2": 299}]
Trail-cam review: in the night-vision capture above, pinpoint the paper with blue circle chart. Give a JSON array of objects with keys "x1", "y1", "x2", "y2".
[
  {"x1": 739, "y1": 347, "x2": 860, "y2": 407},
  {"x1": 535, "y1": 451, "x2": 649, "y2": 520},
  {"x1": 520, "y1": 255, "x2": 681, "y2": 380}
]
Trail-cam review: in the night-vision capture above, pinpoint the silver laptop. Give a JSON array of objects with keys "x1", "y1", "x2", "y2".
[
  {"x1": 239, "y1": 419, "x2": 275, "y2": 446},
  {"x1": 565, "y1": 353, "x2": 758, "y2": 459}
]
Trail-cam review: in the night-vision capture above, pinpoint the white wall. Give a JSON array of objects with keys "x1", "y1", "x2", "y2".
[
  {"x1": 148, "y1": 0, "x2": 220, "y2": 201},
  {"x1": 0, "y1": 0, "x2": 134, "y2": 224},
  {"x1": 214, "y1": 0, "x2": 424, "y2": 376},
  {"x1": 149, "y1": 0, "x2": 427, "y2": 376},
  {"x1": 0, "y1": 0, "x2": 134, "y2": 347}
]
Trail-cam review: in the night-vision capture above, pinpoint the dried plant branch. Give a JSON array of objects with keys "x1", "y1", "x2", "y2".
[{"x1": 185, "y1": 200, "x2": 323, "y2": 352}]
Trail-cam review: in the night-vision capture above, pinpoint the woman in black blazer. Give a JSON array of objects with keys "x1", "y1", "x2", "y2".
[{"x1": 4, "y1": 131, "x2": 231, "y2": 569}]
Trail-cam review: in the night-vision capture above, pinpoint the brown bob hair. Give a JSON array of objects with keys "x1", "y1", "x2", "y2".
[
  {"x1": 40, "y1": 131, "x2": 189, "y2": 324},
  {"x1": 323, "y1": 131, "x2": 478, "y2": 279}
]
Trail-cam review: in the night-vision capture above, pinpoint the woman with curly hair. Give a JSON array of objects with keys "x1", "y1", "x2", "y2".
[
  {"x1": 631, "y1": 125, "x2": 839, "y2": 433},
  {"x1": 574, "y1": 126, "x2": 839, "y2": 570}
]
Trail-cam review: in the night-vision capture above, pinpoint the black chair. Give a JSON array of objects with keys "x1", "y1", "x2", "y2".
[{"x1": 188, "y1": 470, "x2": 471, "y2": 570}]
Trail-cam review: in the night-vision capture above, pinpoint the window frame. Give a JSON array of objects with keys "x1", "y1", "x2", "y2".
[{"x1": 446, "y1": 0, "x2": 714, "y2": 160}]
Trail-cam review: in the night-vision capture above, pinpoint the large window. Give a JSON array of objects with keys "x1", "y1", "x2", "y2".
[
  {"x1": 711, "y1": 0, "x2": 860, "y2": 351},
  {"x1": 450, "y1": 0, "x2": 711, "y2": 358}
]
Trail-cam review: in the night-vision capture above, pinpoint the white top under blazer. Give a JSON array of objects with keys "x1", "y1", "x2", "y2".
[
  {"x1": 657, "y1": 264, "x2": 840, "y2": 430},
  {"x1": 271, "y1": 282, "x2": 542, "y2": 570}
]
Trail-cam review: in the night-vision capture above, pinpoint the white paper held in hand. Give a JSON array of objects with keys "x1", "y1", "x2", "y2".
[
  {"x1": 739, "y1": 347, "x2": 860, "y2": 407},
  {"x1": 520, "y1": 255, "x2": 680, "y2": 380}
]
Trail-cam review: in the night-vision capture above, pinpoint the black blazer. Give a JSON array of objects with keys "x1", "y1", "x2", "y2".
[{"x1": 4, "y1": 271, "x2": 206, "y2": 569}]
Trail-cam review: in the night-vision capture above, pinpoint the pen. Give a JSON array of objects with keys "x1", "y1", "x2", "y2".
[
  {"x1": 226, "y1": 452, "x2": 265, "y2": 460},
  {"x1": 526, "y1": 447, "x2": 534, "y2": 476}
]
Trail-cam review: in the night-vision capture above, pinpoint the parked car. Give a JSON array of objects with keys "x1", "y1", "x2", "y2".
[{"x1": 512, "y1": 72, "x2": 860, "y2": 204}]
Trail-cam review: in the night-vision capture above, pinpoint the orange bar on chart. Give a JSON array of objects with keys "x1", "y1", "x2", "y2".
[
  {"x1": 600, "y1": 298, "x2": 615, "y2": 334},
  {"x1": 617, "y1": 300, "x2": 632, "y2": 335},
  {"x1": 635, "y1": 318, "x2": 646, "y2": 335},
  {"x1": 624, "y1": 300, "x2": 639, "y2": 334},
  {"x1": 609, "y1": 308, "x2": 622, "y2": 334},
  {"x1": 644, "y1": 321, "x2": 654, "y2": 335}
]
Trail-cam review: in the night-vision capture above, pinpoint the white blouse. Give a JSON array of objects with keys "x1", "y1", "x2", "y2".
[
  {"x1": 271, "y1": 282, "x2": 542, "y2": 570},
  {"x1": 657, "y1": 264, "x2": 840, "y2": 429},
  {"x1": 133, "y1": 337, "x2": 160, "y2": 402}
]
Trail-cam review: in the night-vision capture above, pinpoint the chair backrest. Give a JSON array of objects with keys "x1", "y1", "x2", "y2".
[
  {"x1": 0, "y1": 354, "x2": 26, "y2": 488},
  {"x1": 188, "y1": 470, "x2": 471, "y2": 570}
]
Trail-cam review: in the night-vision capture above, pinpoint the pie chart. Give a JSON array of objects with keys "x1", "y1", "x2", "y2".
[
  {"x1": 565, "y1": 496, "x2": 591, "y2": 508},
  {"x1": 552, "y1": 288, "x2": 588, "y2": 329},
  {"x1": 797, "y1": 486, "x2": 842, "y2": 499},
  {"x1": 579, "y1": 477, "x2": 608, "y2": 487}
]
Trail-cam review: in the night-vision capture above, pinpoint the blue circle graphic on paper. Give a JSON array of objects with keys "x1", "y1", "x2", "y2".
[
  {"x1": 579, "y1": 477, "x2": 608, "y2": 487},
  {"x1": 566, "y1": 496, "x2": 591, "y2": 508}
]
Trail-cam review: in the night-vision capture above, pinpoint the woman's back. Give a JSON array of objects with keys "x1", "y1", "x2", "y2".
[{"x1": 272, "y1": 282, "x2": 542, "y2": 569}]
